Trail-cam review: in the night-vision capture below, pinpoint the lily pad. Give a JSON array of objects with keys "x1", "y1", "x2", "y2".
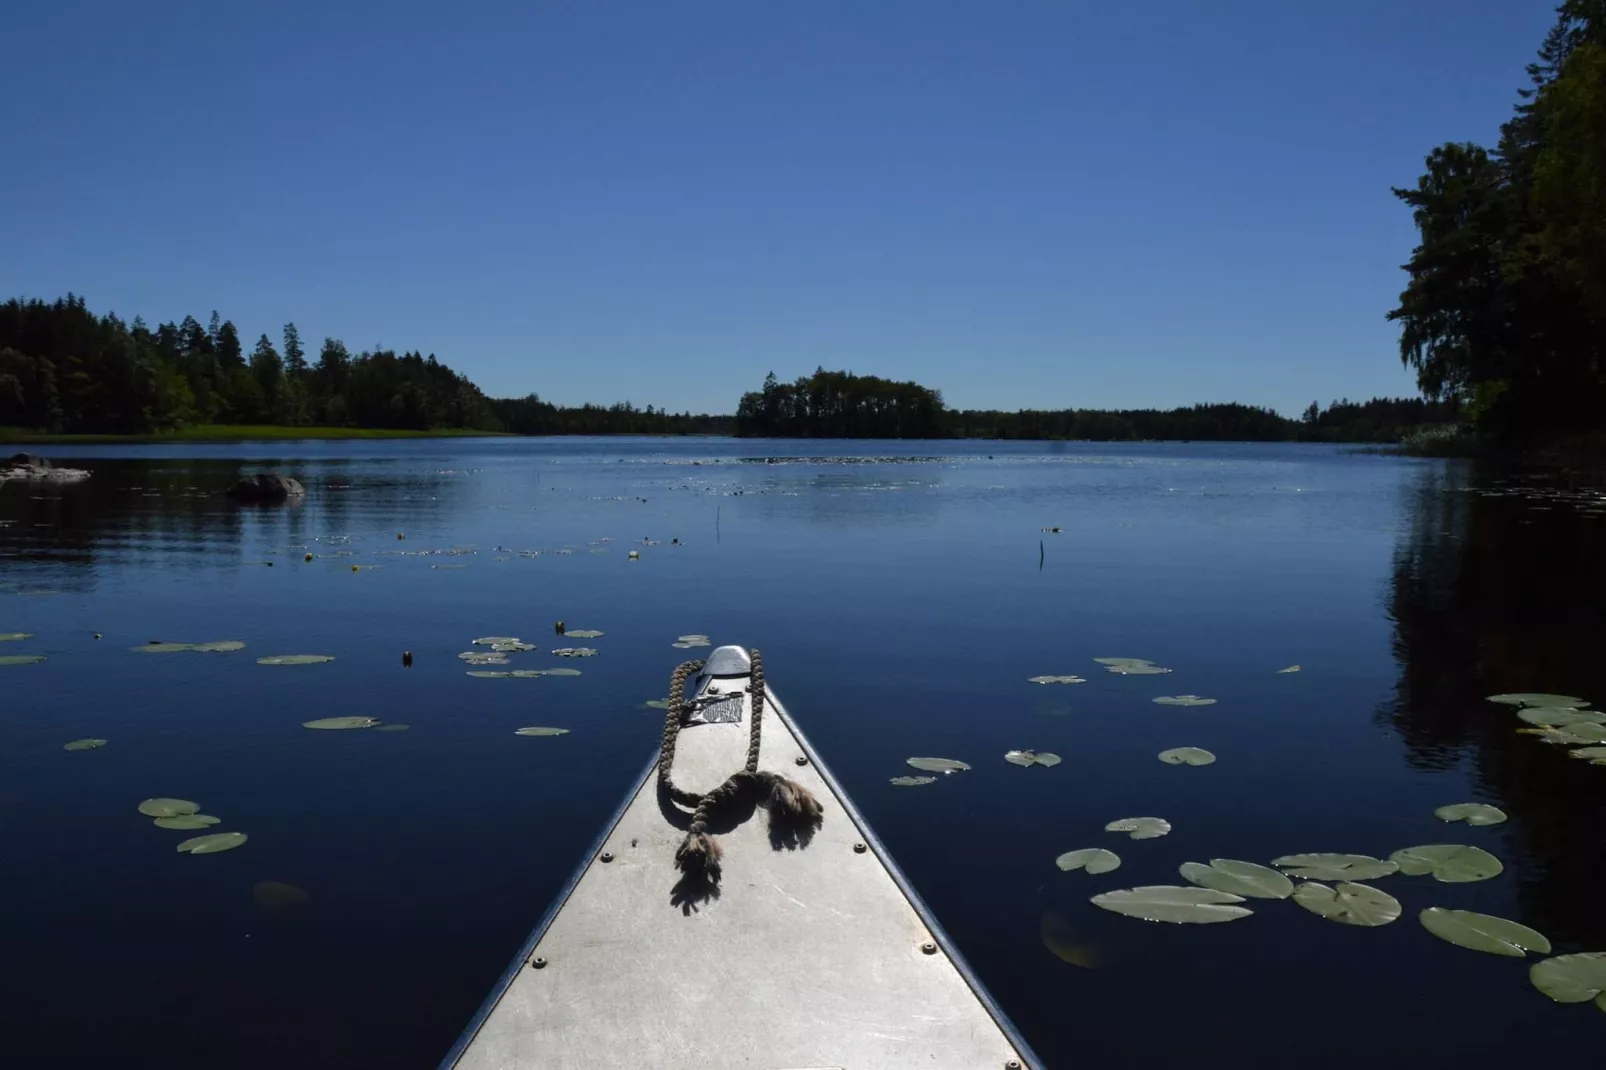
[
  {"x1": 1276, "y1": 665, "x2": 1301, "y2": 674},
  {"x1": 193, "y1": 640, "x2": 246, "y2": 652},
  {"x1": 0, "y1": 632, "x2": 35, "y2": 641},
  {"x1": 542, "y1": 667, "x2": 582, "y2": 677},
  {"x1": 1272, "y1": 853, "x2": 1399, "y2": 881},
  {"x1": 0, "y1": 654, "x2": 45, "y2": 665},
  {"x1": 1103, "y1": 663, "x2": 1173, "y2": 676},
  {"x1": 515, "y1": 726, "x2": 570, "y2": 736},
  {"x1": 253, "y1": 881, "x2": 311, "y2": 908},
  {"x1": 1530, "y1": 952, "x2": 1606, "y2": 1010},
  {"x1": 1029, "y1": 675, "x2": 1086, "y2": 685},
  {"x1": 1487, "y1": 693, "x2": 1589, "y2": 708},
  {"x1": 644, "y1": 699, "x2": 671, "y2": 710},
  {"x1": 565, "y1": 629, "x2": 605, "y2": 639},
  {"x1": 1516, "y1": 707, "x2": 1606, "y2": 726},
  {"x1": 1158, "y1": 747, "x2": 1216, "y2": 766},
  {"x1": 466, "y1": 671, "x2": 513, "y2": 678},
  {"x1": 176, "y1": 832, "x2": 248, "y2": 854},
  {"x1": 1055, "y1": 848, "x2": 1121, "y2": 874},
  {"x1": 890, "y1": 775, "x2": 938, "y2": 787},
  {"x1": 1419, "y1": 908, "x2": 1551, "y2": 957},
  {"x1": 1179, "y1": 859, "x2": 1293, "y2": 899},
  {"x1": 133, "y1": 640, "x2": 245, "y2": 653},
  {"x1": 1434, "y1": 803, "x2": 1508, "y2": 826},
  {"x1": 552, "y1": 647, "x2": 597, "y2": 657},
  {"x1": 675, "y1": 635, "x2": 711, "y2": 647},
  {"x1": 153, "y1": 814, "x2": 222, "y2": 830},
  {"x1": 1389, "y1": 844, "x2": 1503, "y2": 883},
  {"x1": 1292, "y1": 881, "x2": 1401, "y2": 926},
  {"x1": 257, "y1": 655, "x2": 334, "y2": 666},
  {"x1": 490, "y1": 641, "x2": 538, "y2": 653},
  {"x1": 1568, "y1": 746, "x2": 1606, "y2": 765},
  {"x1": 1090, "y1": 886, "x2": 1251, "y2": 924},
  {"x1": 1153, "y1": 695, "x2": 1216, "y2": 707},
  {"x1": 472, "y1": 636, "x2": 521, "y2": 646},
  {"x1": 1552, "y1": 722, "x2": 1606, "y2": 744},
  {"x1": 1105, "y1": 817, "x2": 1171, "y2": 840},
  {"x1": 373, "y1": 724, "x2": 411, "y2": 732},
  {"x1": 907, "y1": 757, "x2": 971, "y2": 774},
  {"x1": 1004, "y1": 749, "x2": 1062, "y2": 767},
  {"x1": 302, "y1": 717, "x2": 380, "y2": 730},
  {"x1": 138, "y1": 798, "x2": 200, "y2": 818},
  {"x1": 63, "y1": 738, "x2": 107, "y2": 751}
]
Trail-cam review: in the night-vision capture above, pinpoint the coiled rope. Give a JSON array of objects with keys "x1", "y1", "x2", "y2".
[{"x1": 658, "y1": 649, "x2": 822, "y2": 878}]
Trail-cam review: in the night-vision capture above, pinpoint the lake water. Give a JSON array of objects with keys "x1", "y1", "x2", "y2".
[{"x1": 2, "y1": 437, "x2": 1603, "y2": 1068}]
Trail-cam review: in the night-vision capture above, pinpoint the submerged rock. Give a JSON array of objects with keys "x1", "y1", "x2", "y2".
[{"x1": 226, "y1": 474, "x2": 306, "y2": 501}]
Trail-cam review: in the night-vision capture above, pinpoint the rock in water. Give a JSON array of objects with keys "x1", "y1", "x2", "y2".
[
  {"x1": 6, "y1": 452, "x2": 52, "y2": 471},
  {"x1": 226, "y1": 474, "x2": 306, "y2": 501}
]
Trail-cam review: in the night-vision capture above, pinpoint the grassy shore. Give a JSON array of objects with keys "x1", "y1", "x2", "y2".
[{"x1": 2, "y1": 425, "x2": 512, "y2": 445}]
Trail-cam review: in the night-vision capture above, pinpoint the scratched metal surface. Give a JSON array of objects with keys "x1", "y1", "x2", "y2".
[{"x1": 451, "y1": 658, "x2": 1024, "y2": 1070}]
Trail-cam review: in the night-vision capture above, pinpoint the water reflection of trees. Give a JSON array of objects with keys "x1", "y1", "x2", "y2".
[
  {"x1": 1384, "y1": 461, "x2": 1606, "y2": 946},
  {"x1": 0, "y1": 460, "x2": 476, "y2": 583}
]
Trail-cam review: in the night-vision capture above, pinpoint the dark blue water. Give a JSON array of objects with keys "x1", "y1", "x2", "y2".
[{"x1": 2, "y1": 437, "x2": 1602, "y2": 1067}]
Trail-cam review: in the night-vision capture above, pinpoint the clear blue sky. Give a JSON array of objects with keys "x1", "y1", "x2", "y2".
[{"x1": 0, "y1": 0, "x2": 1558, "y2": 416}]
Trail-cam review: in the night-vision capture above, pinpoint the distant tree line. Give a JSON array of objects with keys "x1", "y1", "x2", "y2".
[
  {"x1": 1389, "y1": 1, "x2": 1606, "y2": 442},
  {"x1": 0, "y1": 295, "x2": 499, "y2": 433},
  {"x1": 735, "y1": 368, "x2": 1450, "y2": 442},
  {"x1": 488, "y1": 395, "x2": 733, "y2": 436}
]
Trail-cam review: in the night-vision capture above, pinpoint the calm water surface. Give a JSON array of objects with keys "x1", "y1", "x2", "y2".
[{"x1": 2, "y1": 437, "x2": 1603, "y2": 1068}]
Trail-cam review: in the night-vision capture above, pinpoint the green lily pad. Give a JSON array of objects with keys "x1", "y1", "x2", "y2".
[
  {"x1": 552, "y1": 647, "x2": 598, "y2": 657},
  {"x1": 1516, "y1": 707, "x2": 1606, "y2": 726},
  {"x1": 644, "y1": 699, "x2": 671, "y2": 710},
  {"x1": 543, "y1": 667, "x2": 582, "y2": 677},
  {"x1": 1530, "y1": 952, "x2": 1606, "y2": 1010},
  {"x1": 1276, "y1": 665, "x2": 1301, "y2": 674},
  {"x1": 1105, "y1": 817, "x2": 1171, "y2": 840},
  {"x1": 1101, "y1": 660, "x2": 1172, "y2": 676},
  {"x1": 1153, "y1": 695, "x2": 1216, "y2": 707},
  {"x1": 63, "y1": 738, "x2": 107, "y2": 751},
  {"x1": 194, "y1": 640, "x2": 246, "y2": 652},
  {"x1": 890, "y1": 775, "x2": 938, "y2": 786},
  {"x1": 472, "y1": 636, "x2": 521, "y2": 646},
  {"x1": 1552, "y1": 722, "x2": 1606, "y2": 744},
  {"x1": 1434, "y1": 803, "x2": 1508, "y2": 826},
  {"x1": 176, "y1": 832, "x2": 248, "y2": 854},
  {"x1": 1272, "y1": 853, "x2": 1399, "y2": 881},
  {"x1": 1004, "y1": 749, "x2": 1062, "y2": 767},
  {"x1": 373, "y1": 724, "x2": 411, "y2": 732},
  {"x1": 0, "y1": 632, "x2": 34, "y2": 641},
  {"x1": 253, "y1": 881, "x2": 311, "y2": 908},
  {"x1": 257, "y1": 655, "x2": 334, "y2": 665},
  {"x1": 1389, "y1": 844, "x2": 1503, "y2": 883},
  {"x1": 466, "y1": 671, "x2": 512, "y2": 678},
  {"x1": 0, "y1": 654, "x2": 46, "y2": 665},
  {"x1": 138, "y1": 798, "x2": 200, "y2": 817},
  {"x1": 1158, "y1": 747, "x2": 1216, "y2": 766},
  {"x1": 133, "y1": 640, "x2": 245, "y2": 653},
  {"x1": 1055, "y1": 848, "x2": 1121, "y2": 874},
  {"x1": 1419, "y1": 908, "x2": 1550, "y2": 957},
  {"x1": 675, "y1": 635, "x2": 711, "y2": 647},
  {"x1": 459, "y1": 650, "x2": 509, "y2": 662},
  {"x1": 1180, "y1": 859, "x2": 1293, "y2": 899},
  {"x1": 153, "y1": 814, "x2": 222, "y2": 830},
  {"x1": 515, "y1": 726, "x2": 570, "y2": 736},
  {"x1": 1090, "y1": 886, "x2": 1251, "y2": 924},
  {"x1": 302, "y1": 717, "x2": 380, "y2": 730},
  {"x1": 565, "y1": 629, "x2": 605, "y2": 639},
  {"x1": 1487, "y1": 693, "x2": 1589, "y2": 708},
  {"x1": 490, "y1": 641, "x2": 538, "y2": 652},
  {"x1": 1029, "y1": 675, "x2": 1086, "y2": 685},
  {"x1": 1568, "y1": 746, "x2": 1606, "y2": 765},
  {"x1": 907, "y1": 757, "x2": 970, "y2": 774},
  {"x1": 1292, "y1": 881, "x2": 1401, "y2": 926}
]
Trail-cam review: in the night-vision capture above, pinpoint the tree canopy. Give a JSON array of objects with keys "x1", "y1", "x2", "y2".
[{"x1": 1389, "y1": 1, "x2": 1606, "y2": 440}]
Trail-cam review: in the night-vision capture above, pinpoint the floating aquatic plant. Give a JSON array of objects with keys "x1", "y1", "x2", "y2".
[
  {"x1": 1105, "y1": 817, "x2": 1171, "y2": 840},
  {"x1": 1178, "y1": 859, "x2": 1292, "y2": 899},
  {"x1": 1055, "y1": 848, "x2": 1121, "y2": 875},
  {"x1": 1004, "y1": 749, "x2": 1062, "y2": 767},
  {"x1": 1530, "y1": 952, "x2": 1606, "y2": 1011},
  {"x1": 1389, "y1": 844, "x2": 1503, "y2": 883},
  {"x1": 1028, "y1": 675, "x2": 1086, "y2": 685},
  {"x1": 1272, "y1": 853, "x2": 1398, "y2": 881},
  {"x1": 906, "y1": 757, "x2": 970, "y2": 774},
  {"x1": 1420, "y1": 908, "x2": 1550, "y2": 957},
  {"x1": 1158, "y1": 747, "x2": 1216, "y2": 766},
  {"x1": 176, "y1": 832, "x2": 247, "y2": 854},
  {"x1": 1091, "y1": 886, "x2": 1250, "y2": 924},
  {"x1": 1434, "y1": 803, "x2": 1507, "y2": 826},
  {"x1": 1292, "y1": 881, "x2": 1400, "y2": 926},
  {"x1": 890, "y1": 775, "x2": 937, "y2": 787},
  {"x1": 63, "y1": 738, "x2": 107, "y2": 751},
  {"x1": 515, "y1": 727, "x2": 570, "y2": 736},
  {"x1": 1153, "y1": 695, "x2": 1216, "y2": 707},
  {"x1": 138, "y1": 798, "x2": 200, "y2": 818},
  {"x1": 302, "y1": 717, "x2": 379, "y2": 729},
  {"x1": 257, "y1": 655, "x2": 334, "y2": 665}
]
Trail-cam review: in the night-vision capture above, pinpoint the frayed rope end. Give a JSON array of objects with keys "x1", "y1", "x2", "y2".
[
  {"x1": 767, "y1": 776, "x2": 824, "y2": 825},
  {"x1": 675, "y1": 829, "x2": 724, "y2": 876}
]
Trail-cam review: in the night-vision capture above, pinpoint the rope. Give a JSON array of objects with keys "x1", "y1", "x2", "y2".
[{"x1": 657, "y1": 648, "x2": 822, "y2": 878}]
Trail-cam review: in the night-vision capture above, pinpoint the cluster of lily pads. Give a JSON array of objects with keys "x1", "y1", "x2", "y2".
[
  {"x1": 1496, "y1": 692, "x2": 1606, "y2": 764},
  {"x1": 0, "y1": 630, "x2": 45, "y2": 666},
  {"x1": 462, "y1": 634, "x2": 594, "y2": 679},
  {"x1": 138, "y1": 797, "x2": 247, "y2": 854},
  {"x1": 1054, "y1": 801, "x2": 1604, "y2": 1013}
]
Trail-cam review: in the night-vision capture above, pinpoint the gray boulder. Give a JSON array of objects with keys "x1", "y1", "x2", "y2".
[
  {"x1": 5, "y1": 452, "x2": 52, "y2": 470},
  {"x1": 226, "y1": 474, "x2": 306, "y2": 501}
]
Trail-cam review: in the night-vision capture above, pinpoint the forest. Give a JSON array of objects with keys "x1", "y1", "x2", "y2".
[{"x1": 1389, "y1": 0, "x2": 1606, "y2": 443}]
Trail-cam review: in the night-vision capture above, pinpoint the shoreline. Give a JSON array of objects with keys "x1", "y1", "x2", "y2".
[{"x1": 1, "y1": 425, "x2": 514, "y2": 445}]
